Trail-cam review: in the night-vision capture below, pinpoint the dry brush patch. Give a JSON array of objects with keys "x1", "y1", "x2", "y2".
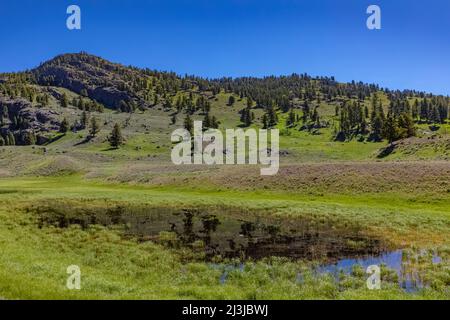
[
  {"x1": 102, "y1": 161, "x2": 450, "y2": 196},
  {"x1": 221, "y1": 162, "x2": 449, "y2": 195}
]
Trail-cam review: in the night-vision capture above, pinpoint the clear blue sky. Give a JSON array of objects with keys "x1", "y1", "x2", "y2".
[{"x1": 0, "y1": 0, "x2": 449, "y2": 95}]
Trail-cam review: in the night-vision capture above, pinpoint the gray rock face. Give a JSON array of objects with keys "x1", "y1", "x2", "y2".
[
  {"x1": 0, "y1": 95, "x2": 60, "y2": 145},
  {"x1": 91, "y1": 86, "x2": 134, "y2": 109}
]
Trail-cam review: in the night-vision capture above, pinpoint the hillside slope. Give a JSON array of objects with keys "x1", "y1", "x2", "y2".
[{"x1": 0, "y1": 52, "x2": 448, "y2": 170}]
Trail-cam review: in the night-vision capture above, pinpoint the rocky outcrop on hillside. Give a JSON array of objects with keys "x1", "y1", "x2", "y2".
[
  {"x1": 0, "y1": 95, "x2": 60, "y2": 145},
  {"x1": 32, "y1": 53, "x2": 148, "y2": 110}
]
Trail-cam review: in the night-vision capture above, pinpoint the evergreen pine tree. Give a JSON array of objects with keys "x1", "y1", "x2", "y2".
[
  {"x1": 247, "y1": 97, "x2": 253, "y2": 108},
  {"x1": 203, "y1": 113, "x2": 211, "y2": 128},
  {"x1": 59, "y1": 118, "x2": 69, "y2": 133},
  {"x1": 89, "y1": 117, "x2": 100, "y2": 137},
  {"x1": 240, "y1": 107, "x2": 252, "y2": 127},
  {"x1": 370, "y1": 116, "x2": 383, "y2": 141},
  {"x1": 286, "y1": 108, "x2": 296, "y2": 127},
  {"x1": 108, "y1": 123, "x2": 124, "y2": 148},
  {"x1": 184, "y1": 114, "x2": 193, "y2": 134},
  {"x1": 7, "y1": 132, "x2": 15, "y2": 146},
  {"x1": 60, "y1": 93, "x2": 69, "y2": 108},
  {"x1": 262, "y1": 114, "x2": 269, "y2": 129},
  {"x1": 398, "y1": 113, "x2": 416, "y2": 138},
  {"x1": 383, "y1": 115, "x2": 399, "y2": 143},
  {"x1": 228, "y1": 95, "x2": 235, "y2": 106},
  {"x1": 80, "y1": 111, "x2": 89, "y2": 129},
  {"x1": 302, "y1": 101, "x2": 310, "y2": 123}
]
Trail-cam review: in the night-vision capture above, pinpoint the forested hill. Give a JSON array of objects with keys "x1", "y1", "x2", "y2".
[{"x1": 0, "y1": 52, "x2": 448, "y2": 147}]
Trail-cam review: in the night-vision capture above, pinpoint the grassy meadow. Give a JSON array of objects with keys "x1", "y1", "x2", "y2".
[{"x1": 0, "y1": 162, "x2": 449, "y2": 299}]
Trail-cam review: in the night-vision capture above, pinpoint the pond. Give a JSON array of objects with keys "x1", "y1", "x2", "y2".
[{"x1": 32, "y1": 203, "x2": 389, "y2": 263}]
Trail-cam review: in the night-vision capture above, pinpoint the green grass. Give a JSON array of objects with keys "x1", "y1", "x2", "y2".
[{"x1": 0, "y1": 176, "x2": 448, "y2": 299}]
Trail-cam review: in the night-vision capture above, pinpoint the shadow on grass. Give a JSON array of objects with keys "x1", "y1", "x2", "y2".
[
  {"x1": 43, "y1": 134, "x2": 65, "y2": 145},
  {"x1": 102, "y1": 146, "x2": 120, "y2": 151},
  {"x1": 377, "y1": 143, "x2": 396, "y2": 158}
]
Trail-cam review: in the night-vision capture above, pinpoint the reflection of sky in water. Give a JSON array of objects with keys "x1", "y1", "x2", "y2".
[
  {"x1": 210, "y1": 250, "x2": 443, "y2": 291},
  {"x1": 315, "y1": 250, "x2": 443, "y2": 293},
  {"x1": 432, "y1": 255, "x2": 442, "y2": 264},
  {"x1": 317, "y1": 250, "x2": 403, "y2": 274}
]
